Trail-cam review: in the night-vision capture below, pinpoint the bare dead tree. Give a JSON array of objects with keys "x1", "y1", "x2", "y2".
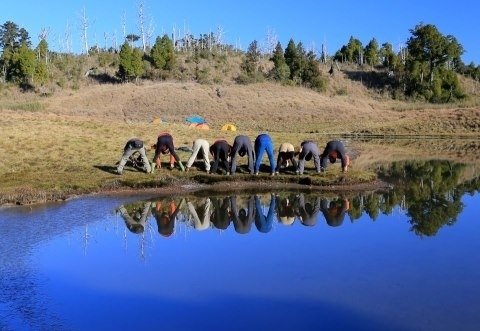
[
  {"x1": 321, "y1": 42, "x2": 327, "y2": 64},
  {"x1": 137, "y1": 0, "x2": 146, "y2": 53},
  {"x1": 79, "y1": 7, "x2": 89, "y2": 55},
  {"x1": 215, "y1": 25, "x2": 226, "y2": 54},
  {"x1": 262, "y1": 27, "x2": 277, "y2": 56},
  {"x1": 137, "y1": 0, "x2": 152, "y2": 53},
  {"x1": 146, "y1": 17, "x2": 155, "y2": 49},
  {"x1": 38, "y1": 27, "x2": 50, "y2": 64},
  {"x1": 113, "y1": 30, "x2": 118, "y2": 51},
  {"x1": 64, "y1": 21, "x2": 72, "y2": 54},
  {"x1": 121, "y1": 10, "x2": 127, "y2": 43},
  {"x1": 104, "y1": 32, "x2": 108, "y2": 51},
  {"x1": 307, "y1": 41, "x2": 317, "y2": 56},
  {"x1": 172, "y1": 24, "x2": 177, "y2": 50}
]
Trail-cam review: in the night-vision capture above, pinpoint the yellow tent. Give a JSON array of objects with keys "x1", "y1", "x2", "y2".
[{"x1": 221, "y1": 123, "x2": 237, "y2": 131}]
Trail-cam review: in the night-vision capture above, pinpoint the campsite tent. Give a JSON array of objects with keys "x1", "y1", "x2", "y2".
[
  {"x1": 189, "y1": 123, "x2": 210, "y2": 130},
  {"x1": 186, "y1": 115, "x2": 206, "y2": 124},
  {"x1": 221, "y1": 123, "x2": 237, "y2": 131}
]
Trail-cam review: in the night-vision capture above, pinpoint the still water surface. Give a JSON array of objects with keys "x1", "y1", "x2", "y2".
[{"x1": 1, "y1": 160, "x2": 479, "y2": 331}]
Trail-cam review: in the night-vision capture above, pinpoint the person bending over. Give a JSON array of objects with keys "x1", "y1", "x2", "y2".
[
  {"x1": 275, "y1": 142, "x2": 298, "y2": 174},
  {"x1": 209, "y1": 139, "x2": 232, "y2": 174},
  {"x1": 254, "y1": 133, "x2": 276, "y2": 175},
  {"x1": 230, "y1": 135, "x2": 254, "y2": 175},
  {"x1": 116, "y1": 138, "x2": 152, "y2": 175},
  {"x1": 320, "y1": 140, "x2": 350, "y2": 173},
  {"x1": 186, "y1": 138, "x2": 210, "y2": 173},
  {"x1": 296, "y1": 140, "x2": 321, "y2": 175},
  {"x1": 152, "y1": 132, "x2": 185, "y2": 172}
]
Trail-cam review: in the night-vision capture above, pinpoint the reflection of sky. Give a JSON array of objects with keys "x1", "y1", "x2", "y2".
[{"x1": 0, "y1": 192, "x2": 479, "y2": 331}]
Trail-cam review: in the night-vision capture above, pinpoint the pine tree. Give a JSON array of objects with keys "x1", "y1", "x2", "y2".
[
  {"x1": 364, "y1": 38, "x2": 379, "y2": 68},
  {"x1": 131, "y1": 47, "x2": 145, "y2": 81},
  {"x1": 270, "y1": 42, "x2": 290, "y2": 81},
  {"x1": 10, "y1": 43, "x2": 35, "y2": 84},
  {"x1": 150, "y1": 34, "x2": 175, "y2": 70},
  {"x1": 118, "y1": 42, "x2": 133, "y2": 81}
]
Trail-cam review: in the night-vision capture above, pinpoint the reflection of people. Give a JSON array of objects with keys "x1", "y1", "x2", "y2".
[
  {"x1": 152, "y1": 132, "x2": 185, "y2": 171},
  {"x1": 186, "y1": 139, "x2": 210, "y2": 173},
  {"x1": 151, "y1": 199, "x2": 184, "y2": 237},
  {"x1": 210, "y1": 197, "x2": 231, "y2": 230},
  {"x1": 230, "y1": 196, "x2": 255, "y2": 234},
  {"x1": 116, "y1": 138, "x2": 152, "y2": 175},
  {"x1": 276, "y1": 194, "x2": 296, "y2": 226},
  {"x1": 254, "y1": 194, "x2": 276, "y2": 233},
  {"x1": 117, "y1": 201, "x2": 152, "y2": 233},
  {"x1": 297, "y1": 194, "x2": 321, "y2": 226},
  {"x1": 297, "y1": 141, "x2": 321, "y2": 175},
  {"x1": 275, "y1": 143, "x2": 298, "y2": 174},
  {"x1": 187, "y1": 197, "x2": 211, "y2": 231},
  {"x1": 254, "y1": 133, "x2": 276, "y2": 175},
  {"x1": 230, "y1": 135, "x2": 254, "y2": 175},
  {"x1": 321, "y1": 198, "x2": 350, "y2": 227},
  {"x1": 209, "y1": 139, "x2": 232, "y2": 175},
  {"x1": 320, "y1": 140, "x2": 350, "y2": 173}
]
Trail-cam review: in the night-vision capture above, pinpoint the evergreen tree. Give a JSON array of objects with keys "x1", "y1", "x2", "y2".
[
  {"x1": 131, "y1": 47, "x2": 145, "y2": 81},
  {"x1": 405, "y1": 23, "x2": 465, "y2": 102},
  {"x1": 302, "y1": 51, "x2": 326, "y2": 92},
  {"x1": 36, "y1": 39, "x2": 48, "y2": 64},
  {"x1": 242, "y1": 40, "x2": 261, "y2": 75},
  {"x1": 380, "y1": 42, "x2": 395, "y2": 69},
  {"x1": 284, "y1": 39, "x2": 302, "y2": 81},
  {"x1": 364, "y1": 38, "x2": 379, "y2": 68},
  {"x1": 269, "y1": 42, "x2": 290, "y2": 81},
  {"x1": 9, "y1": 43, "x2": 35, "y2": 84},
  {"x1": 407, "y1": 23, "x2": 463, "y2": 84},
  {"x1": 333, "y1": 36, "x2": 363, "y2": 63},
  {"x1": 150, "y1": 34, "x2": 176, "y2": 70},
  {"x1": 118, "y1": 42, "x2": 133, "y2": 81},
  {"x1": 34, "y1": 61, "x2": 48, "y2": 86},
  {"x1": 0, "y1": 21, "x2": 30, "y2": 50}
]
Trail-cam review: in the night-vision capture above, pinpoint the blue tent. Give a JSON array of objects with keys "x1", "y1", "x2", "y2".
[{"x1": 185, "y1": 115, "x2": 206, "y2": 124}]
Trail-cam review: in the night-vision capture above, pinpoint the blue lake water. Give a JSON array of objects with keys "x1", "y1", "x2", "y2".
[{"x1": 1, "y1": 160, "x2": 479, "y2": 331}]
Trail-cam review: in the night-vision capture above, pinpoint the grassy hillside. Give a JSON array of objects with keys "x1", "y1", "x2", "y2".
[{"x1": 1, "y1": 58, "x2": 479, "y2": 205}]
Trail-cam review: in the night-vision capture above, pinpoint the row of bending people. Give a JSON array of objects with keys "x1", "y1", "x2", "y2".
[
  {"x1": 116, "y1": 132, "x2": 350, "y2": 176},
  {"x1": 117, "y1": 194, "x2": 350, "y2": 236}
]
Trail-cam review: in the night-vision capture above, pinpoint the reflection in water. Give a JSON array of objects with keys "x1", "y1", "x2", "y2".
[
  {"x1": 116, "y1": 160, "x2": 480, "y2": 238},
  {"x1": 1, "y1": 160, "x2": 480, "y2": 331},
  {"x1": 378, "y1": 160, "x2": 479, "y2": 236}
]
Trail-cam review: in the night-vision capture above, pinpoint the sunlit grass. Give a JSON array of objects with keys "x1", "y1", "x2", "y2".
[{"x1": 1, "y1": 78, "x2": 479, "y2": 205}]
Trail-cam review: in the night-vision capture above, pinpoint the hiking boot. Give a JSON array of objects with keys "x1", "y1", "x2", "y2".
[
  {"x1": 270, "y1": 172, "x2": 275, "y2": 176},
  {"x1": 254, "y1": 172, "x2": 259, "y2": 175},
  {"x1": 116, "y1": 169, "x2": 123, "y2": 175}
]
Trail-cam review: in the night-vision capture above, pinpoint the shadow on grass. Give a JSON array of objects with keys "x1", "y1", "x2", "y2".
[
  {"x1": 94, "y1": 165, "x2": 143, "y2": 175},
  {"x1": 94, "y1": 165, "x2": 118, "y2": 174}
]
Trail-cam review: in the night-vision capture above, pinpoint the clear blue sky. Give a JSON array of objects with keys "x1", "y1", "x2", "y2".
[{"x1": 2, "y1": 0, "x2": 478, "y2": 64}]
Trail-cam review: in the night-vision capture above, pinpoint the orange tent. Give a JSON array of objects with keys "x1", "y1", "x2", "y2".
[{"x1": 189, "y1": 123, "x2": 210, "y2": 130}]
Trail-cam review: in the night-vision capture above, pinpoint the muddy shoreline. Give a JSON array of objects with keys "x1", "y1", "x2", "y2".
[{"x1": 0, "y1": 178, "x2": 393, "y2": 208}]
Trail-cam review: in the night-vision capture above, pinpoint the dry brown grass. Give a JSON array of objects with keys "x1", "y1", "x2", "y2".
[{"x1": 1, "y1": 70, "x2": 480, "y2": 205}]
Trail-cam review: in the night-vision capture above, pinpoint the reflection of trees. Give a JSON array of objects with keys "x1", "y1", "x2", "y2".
[
  {"x1": 115, "y1": 165, "x2": 480, "y2": 238},
  {"x1": 378, "y1": 160, "x2": 472, "y2": 236}
]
